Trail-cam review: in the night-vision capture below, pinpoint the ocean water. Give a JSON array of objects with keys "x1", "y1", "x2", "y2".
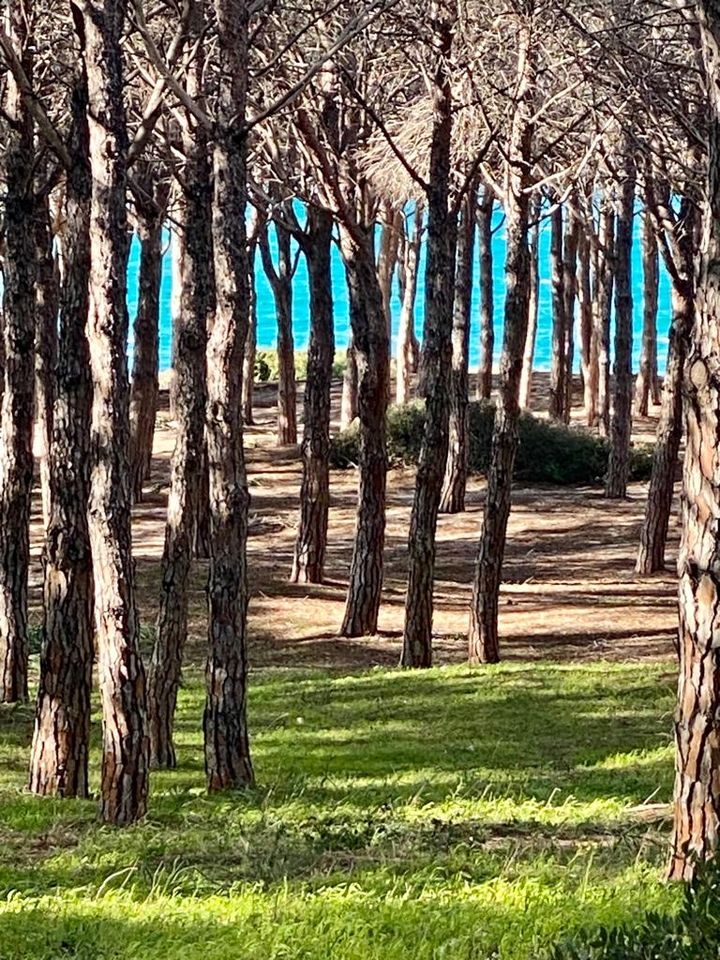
[{"x1": 127, "y1": 208, "x2": 672, "y2": 375}]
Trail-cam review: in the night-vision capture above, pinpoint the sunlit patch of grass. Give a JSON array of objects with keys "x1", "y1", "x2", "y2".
[{"x1": 0, "y1": 661, "x2": 681, "y2": 958}]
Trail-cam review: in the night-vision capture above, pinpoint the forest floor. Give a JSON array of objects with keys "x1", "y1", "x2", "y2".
[{"x1": 0, "y1": 373, "x2": 683, "y2": 959}]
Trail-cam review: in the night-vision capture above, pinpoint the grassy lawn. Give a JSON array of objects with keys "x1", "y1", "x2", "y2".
[{"x1": 0, "y1": 661, "x2": 681, "y2": 959}]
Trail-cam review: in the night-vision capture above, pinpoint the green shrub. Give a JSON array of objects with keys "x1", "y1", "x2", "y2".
[
  {"x1": 253, "y1": 349, "x2": 347, "y2": 383},
  {"x1": 329, "y1": 400, "x2": 655, "y2": 486},
  {"x1": 546, "y1": 859, "x2": 720, "y2": 960}
]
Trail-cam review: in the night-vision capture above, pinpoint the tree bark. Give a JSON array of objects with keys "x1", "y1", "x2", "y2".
[
  {"x1": 476, "y1": 185, "x2": 494, "y2": 400},
  {"x1": 129, "y1": 172, "x2": 170, "y2": 503},
  {"x1": 592, "y1": 194, "x2": 615, "y2": 435},
  {"x1": 548, "y1": 200, "x2": 568, "y2": 422},
  {"x1": 29, "y1": 72, "x2": 94, "y2": 798},
  {"x1": 606, "y1": 156, "x2": 636, "y2": 499},
  {"x1": 34, "y1": 196, "x2": 59, "y2": 532},
  {"x1": 468, "y1": 20, "x2": 534, "y2": 665},
  {"x1": 577, "y1": 220, "x2": 595, "y2": 423},
  {"x1": 635, "y1": 201, "x2": 661, "y2": 416},
  {"x1": 204, "y1": 0, "x2": 254, "y2": 791},
  {"x1": 76, "y1": 0, "x2": 149, "y2": 824},
  {"x1": 396, "y1": 205, "x2": 423, "y2": 406},
  {"x1": 563, "y1": 208, "x2": 579, "y2": 418},
  {"x1": 339, "y1": 226, "x2": 389, "y2": 637},
  {"x1": 149, "y1": 0, "x2": 212, "y2": 769},
  {"x1": 242, "y1": 247, "x2": 257, "y2": 426},
  {"x1": 519, "y1": 197, "x2": 540, "y2": 411},
  {"x1": 440, "y1": 184, "x2": 475, "y2": 515},
  {"x1": 401, "y1": 11, "x2": 454, "y2": 667},
  {"x1": 0, "y1": 0, "x2": 35, "y2": 703},
  {"x1": 340, "y1": 335, "x2": 358, "y2": 428},
  {"x1": 291, "y1": 208, "x2": 335, "y2": 584}
]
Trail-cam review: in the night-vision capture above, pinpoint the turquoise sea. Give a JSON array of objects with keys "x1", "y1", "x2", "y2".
[{"x1": 127, "y1": 208, "x2": 672, "y2": 374}]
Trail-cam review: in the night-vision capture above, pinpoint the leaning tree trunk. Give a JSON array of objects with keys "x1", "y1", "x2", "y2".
[
  {"x1": 77, "y1": 0, "x2": 149, "y2": 825},
  {"x1": 593, "y1": 195, "x2": 615, "y2": 436},
  {"x1": 34, "y1": 196, "x2": 59, "y2": 532},
  {"x1": 149, "y1": 0, "x2": 212, "y2": 769},
  {"x1": 468, "y1": 23, "x2": 534, "y2": 665},
  {"x1": 29, "y1": 75, "x2": 94, "y2": 798},
  {"x1": 0, "y1": 0, "x2": 35, "y2": 704},
  {"x1": 635, "y1": 202, "x2": 661, "y2": 416},
  {"x1": 440, "y1": 184, "x2": 475, "y2": 515},
  {"x1": 606, "y1": 156, "x2": 636, "y2": 500},
  {"x1": 401, "y1": 12, "x2": 454, "y2": 668},
  {"x1": 339, "y1": 227, "x2": 389, "y2": 638},
  {"x1": 291, "y1": 208, "x2": 335, "y2": 584},
  {"x1": 476, "y1": 185, "x2": 495, "y2": 400},
  {"x1": 396, "y1": 205, "x2": 423, "y2": 406},
  {"x1": 518, "y1": 197, "x2": 540, "y2": 411},
  {"x1": 129, "y1": 173, "x2": 170, "y2": 503},
  {"x1": 204, "y1": 0, "x2": 254, "y2": 792},
  {"x1": 548, "y1": 200, "x2": 568, "y2": 422},
  {"x1": 636, "y1": 287, "x2": 691, "y2": 574}
]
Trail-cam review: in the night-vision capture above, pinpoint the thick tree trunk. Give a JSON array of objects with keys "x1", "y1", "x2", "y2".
[
  {"x1": 548, "y1": 201, "x2": 568, "y2": 422},
  {"x1": 401, "y1": 15, "x2": 454, "y2": 667},
  {"x1": 77, "y1": 0, "x2": 149, "y2": 824},
  {"x1": 636, "y1": 288, "x2": 691, "y2": 574},
  {"x1": 34, "y1": 197, "x2": 58, "y2": 531},
  {"x1": 129, "y1": 174, "x2": 169, "y2": 503},
  {"x1": 29, "y1": 76, "x2": 94, "y2": 797},
  {"x1": 149, "y1": 1, "x2": 212, "y2": 769},
  {"x1": 593, "y1": 196, "x2": 615, "y2": 435},
  {"x1": 468, "y1": 23, "x2": 534, "y2": 665},
  {"x1": 519, "y1": 198, "x2": 540, "y2": 411},
  {"x1": 606, "y1": 157, "x2": 636, "y2": 499},
  {"x1": 339, "y1": 227, "x2": 389, "y2": 637},
  {"x1": 340, "y1": 336, "x2": 358, "y2": 428},
  {"x1": 396, "y1": 205, "x2": 423, "y2": 406},
  {"x1": 292, "y1": 208, "x2": 335, "y2": 584},
  {"x1": 0, "y1": 0, "x2": 35, "y2": 703},
  {"x1": 635, "y1": 203, "x2": 661, "y2": 416},
  {"x1": 440, "y1": 185, "x2": 475, "y2": 515},
  {"x1": 204, "y1": 0, "x2": 254, "y2": 791},
  {"x1": 476, "y1": 186, "x2": 494, "y2": 400}
]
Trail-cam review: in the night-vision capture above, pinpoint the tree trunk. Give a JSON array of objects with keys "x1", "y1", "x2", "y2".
[
  {"x1": 34, "y1": 197, "x2": 59, "y2": 532},
  {"x1": 635, "y1": 202, "x2": 661, "y2": 416},
  {"x1": 440, "y1": 185, "x2": 475, "y2": 515},
  {"x1": 129, "y1": 173, "x2": 169, "y2": 503},
  {"x1": 396, "y1": 205, "x2": 423, "y2": 406},
  {"x1": 468, "y1": 22, "x2": 534, "y2": 665},
  {"x1": 77, "y1": 0, "x2": 149, "y2": 824},
  {"x1": 401, "y1": 12, "x2": 454, "y2": 668},
  {"x1": 340, "y1": 336, "x2": 358, "y2": 428},
  {"x1": 577, "y1": 222, "x2": 595, "y2": 423},
  {"x1": 204, "y1": 0, "x2": 254, "y2": 792},
  {"x1": 339, "y1": 226, "x2": 389, "y2": 637},
  {"x1": 476, "y1": 185, "x2": 494, "y2": 400},
  {"x1": 169, "y1": 224, "x2": 184, "y2": 421},
  {"x1": 292, "y1": 208, "x2": 335, "y2": 584},
  {"x1": 0, "y1": 0, "x2": 35, "y2": 703},
  {"x1": 519, "y1": 197, "x2": 540, "y2": 411},
  {"x1": 593, "y1": 195, "x2": 615, "y2": 435},
  {"x1": 563, "y1": 209, "x2": 579, "y2": 418},
  {"x1": 242, "y1": 247, "x2": 257, "y2": 426},
  {"x1": 149, "y1": 0, "x2": 211, "y2": 769},
  {"x1": 548, "y1": 200, "x2": 567, "y2": 422},
  {"x1": 29, "y1": 73, "x2": 94, "y2": 797},
  {"x1": 378, "y1": 203, "x2": 401, "y2": 400},
  {"x1": 606, "y1": 157, "x2": 636, "y2": 500}
]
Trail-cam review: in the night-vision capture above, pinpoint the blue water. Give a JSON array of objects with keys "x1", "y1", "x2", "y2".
[{"x1": 127, "y1": 208, "x2": 672, "y2": 374}]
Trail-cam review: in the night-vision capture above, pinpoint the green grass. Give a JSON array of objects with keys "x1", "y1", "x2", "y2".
[{"x1": 0, "y1": 661, "x2": 681, "y2": 959}]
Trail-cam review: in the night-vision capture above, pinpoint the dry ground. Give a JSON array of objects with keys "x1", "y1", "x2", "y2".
[{"x1": 27, "y1": 372, "x2": 679, "y2": 672}]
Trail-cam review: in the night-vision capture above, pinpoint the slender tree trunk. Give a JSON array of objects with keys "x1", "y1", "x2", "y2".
[
  {"x1": 29, "y1": 75, "x2": 94, "y2": 797},
  {"x1": 468, "y1": 22, "x2": 534, "y2": 665},
  {"x1": 401, "y1": 13, "x2": 454, "y2": 667},
  {"x1": 34, "y1": 197, "x2": 58, "y2": 532},
  {"x1": 0, "y1": 0, "x2": 35, "y2": 703},
  {"x1": 129, "y1": 174, "x2": 169, "y2": 503},
  {"x1": 204, "y1": 0, "x2": 254, "y2": 791},
  {"x1": 340, "y1": 336, "x2": 358, "y2": 428},
  {"x1": 396, "y1": 205, "x2": 423, "y2": 406},
  {"x1": 635, "y1": 203, "x2": 661, "y2": 416},
  {"x1": 242, "y1": 247, "x2": 257, "y2": 426},
  {"x1": 548, "y1": 200, "x2": 567, "y2": 421},
  {"x1": 149, "y1": 0, "x2": 211, "y2": 769},
  {"x1": 476, "y1": 185, "x2": 494, "y2": 399},
  {"x1": 169, "y1": 224, "x2": 184, "y2": 421},
  {"x1": 606, "y1": 157, "x2": 636, "y2": 499},
  {"x1": 563, "y1": 209, "x2": 579, "y2": 418},
  {"x1": 292, "y1": 208, "x2": 335, "y2": 584},
  {"x1": 339, "y1": 227, "x2": 389, "y2": 637},
  {"x1": 593, "y1": 195, "x2": 615, "y2": 435},
  {"x1": 440, "y1": 184, "x2": 475, "y2": 515},
  {"x1": 577, "y1": 223, "x2": 595, "y2": 423},
  {"x1": 378, "y1": 203, "x2": 401, "y2": 400},
  {"x1": 77, "y1": 0, "x2": 149, "y2": 824},
  {"x1": 519, "y1": 197, "x2": 540, "y2": 411}
]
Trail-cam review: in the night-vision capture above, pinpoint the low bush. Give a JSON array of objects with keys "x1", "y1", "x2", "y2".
[
  {"x1": 329, "y1": 400, "x2": 654, "y2": 486},
  {"x1": 254, "y1": 349, "x2": 346, "y2": 383},
  {"x1": 546, "y1": 859, "x2": 720, "y2": 960}
]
